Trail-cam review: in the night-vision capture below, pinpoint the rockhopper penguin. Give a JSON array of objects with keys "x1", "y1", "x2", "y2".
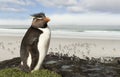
[{"x1": 20, "y1": 13, "x2": 51, "y2": 72}]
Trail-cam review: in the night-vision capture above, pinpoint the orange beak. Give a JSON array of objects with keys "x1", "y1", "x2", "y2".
[{"x1": 44, "y1": 17, "x2": 50, "y2": 22}]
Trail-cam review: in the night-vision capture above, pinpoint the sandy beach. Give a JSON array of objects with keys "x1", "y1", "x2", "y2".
[
  {"x1": 1, "y1": 30, "x2": 120, "y2": 62},
  {"x1": 1, "y1": 30, "x2": 120, "y2": 77}
]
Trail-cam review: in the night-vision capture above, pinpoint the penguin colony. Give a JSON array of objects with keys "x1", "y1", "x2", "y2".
[{"x1": 20, "y1": 13, "x2": 51, "y2": 72}]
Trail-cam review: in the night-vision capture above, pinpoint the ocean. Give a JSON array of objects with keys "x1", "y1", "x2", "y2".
[{"x1": 0, "y1": 25, "x2": 120, "y2": 39}]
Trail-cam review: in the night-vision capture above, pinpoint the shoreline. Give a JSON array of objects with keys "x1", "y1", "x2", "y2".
[
  {"x1": 1, "y1": 30, "x2": 120, "y2": 40},
  {"x1": 1, "y1": 28, "x2": 120, "y2": 40}
]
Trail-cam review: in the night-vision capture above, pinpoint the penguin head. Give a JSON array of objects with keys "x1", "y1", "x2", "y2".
[{"x1": 31, "y1": 13, "x2": 50, "y2": 28}]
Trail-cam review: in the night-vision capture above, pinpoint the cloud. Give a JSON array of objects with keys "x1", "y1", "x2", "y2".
[
  {"x1": 0, "y1": 13, "x2": 120, "y2": 26},
  {"x1": 0, "y1": 0, "x2": 34, "y2": 12},
  {"x1": 0, "y1": 0, "x2": 120, "y2": 13},
  {"x1": 79, "y1": 0, "x2": 120, "y2": 13},
  {"x1": 0, "y1": 19, "x2": 32, "y2": 25},
  {"x1": 0, "y1": 5, "x2": 27, "y2": 12},
  {"x1": 49, "y1": 13, "x2": 120, "y2": 26},
  {"x1": 0, "y1": 0, "x2": 34, "y2": 6},
  {"x1": 37, "y1": 0, "x2": 120, "y2": 13},
  {"x1": 36, "y1": 0, "x2": 77, "y2": 8}
]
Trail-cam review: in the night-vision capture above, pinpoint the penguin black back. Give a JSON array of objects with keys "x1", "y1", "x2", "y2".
[{"x1": 20, "y1": 27, "x2": 42, "y2": 72}]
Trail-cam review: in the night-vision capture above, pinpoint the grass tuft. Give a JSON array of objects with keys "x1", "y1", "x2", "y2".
[{"x1": 0, "y1": 68, "x2": 61, "y2": 77}]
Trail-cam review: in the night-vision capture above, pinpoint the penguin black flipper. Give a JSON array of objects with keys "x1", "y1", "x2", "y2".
[
  {"x1": 20, "y1": 27, "x2": 42, "y2": 72},
  {"x1": 30, "y1": 37, "x2": 39, "y2": 71}
]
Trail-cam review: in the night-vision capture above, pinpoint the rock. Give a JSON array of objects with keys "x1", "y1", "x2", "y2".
[
  {"x1": 0, "y1": 57, "x2": 21, "y2": 70},
  {"x1": 0, "y1": 53, "x2": 120, "y2": 77}
]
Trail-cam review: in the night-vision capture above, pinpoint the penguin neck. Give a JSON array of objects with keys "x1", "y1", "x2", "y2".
[
  {"x1": 42, "y1": 23, "x2": 48, "y2": 28},
  {"x1": 31, "y1": 23, "x2": 48, "y2": 29}
]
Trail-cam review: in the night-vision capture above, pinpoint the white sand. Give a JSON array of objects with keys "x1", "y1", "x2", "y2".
[{"x1": 0, "y1": 33, "x2": 120, "y2": 62}]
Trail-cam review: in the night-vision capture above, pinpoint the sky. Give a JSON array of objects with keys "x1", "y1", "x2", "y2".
[{"x1": 0, "y1": 0, "x2": 120, "y2": 26}]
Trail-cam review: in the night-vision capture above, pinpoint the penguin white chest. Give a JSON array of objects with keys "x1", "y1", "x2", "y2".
[
  {"x1": 38, "y1": 27, "x2": 51, "y2": 52},
  {"x1": 33, "y1": 27, "x2": 51, "y2": 71}
]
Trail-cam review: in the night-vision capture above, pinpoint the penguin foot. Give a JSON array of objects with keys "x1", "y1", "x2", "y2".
[{"x1": 18, "y1": 64, "x2": 31, "y2": 73}]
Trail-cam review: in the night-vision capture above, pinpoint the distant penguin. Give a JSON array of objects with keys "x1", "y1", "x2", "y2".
[{"x1": 20, "y1": 13, "x2": 51, "y2": 72}]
